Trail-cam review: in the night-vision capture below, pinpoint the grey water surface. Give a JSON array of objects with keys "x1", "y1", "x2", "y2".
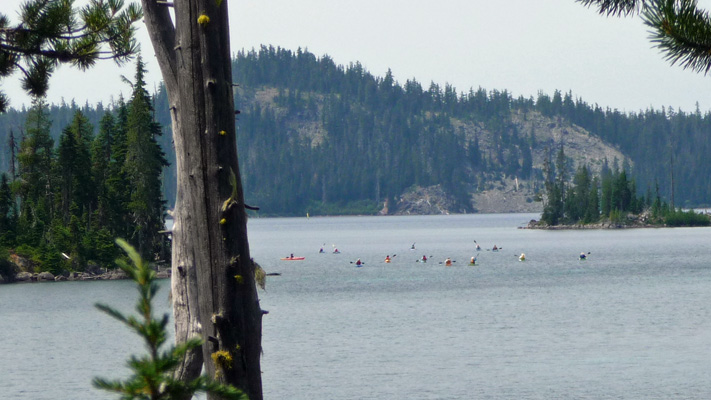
[{"x1": 3, "y1": 213, "x2": 711, "y2": 399}]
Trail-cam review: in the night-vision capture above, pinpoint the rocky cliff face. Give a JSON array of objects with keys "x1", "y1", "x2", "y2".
[
  {"x1": 509, "y1": 110, "x2": 628, "y2": 175},
  {"x1": 392, "y1": 185, "x2": 469, "y2": 215},
  {"x1": 470, "y1": 178, "x2": 543, "y2": 214}
]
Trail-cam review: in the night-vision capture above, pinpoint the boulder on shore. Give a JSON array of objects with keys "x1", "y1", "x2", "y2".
[
  {"x1": 16, "y1": 272, "x2": 33, "y2": 282},
  {"x1": 37, "y1": 271, "x2": 55, "y2": 281}
]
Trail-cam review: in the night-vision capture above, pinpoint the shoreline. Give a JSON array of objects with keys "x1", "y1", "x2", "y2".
[
  {"x1": 1, "y1": 266, "x2": 171, "y2": 284},
  {"x1": 523, "y1": 218, "x2": 663, "y2": 230}
]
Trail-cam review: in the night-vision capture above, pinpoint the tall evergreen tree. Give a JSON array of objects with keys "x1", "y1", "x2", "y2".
[
  {"x1": 91, "y1": 112, "x2": 117, "y2": 228},
  {"x1": 107, "y1": 98, "x2": 132, "y2": 238},
  {"x1": 541, "y1": 148, "x2": 564, "y2": 225},
  {"x1": 16, "y1": 99, "x2": 54, "y2": 245},
  {"x1": 0, "y1": 173, "x2": 15, "y2": 246},
  {"x1": 55, "y1": 110, "x2": 94, "y2": 224},
  {"x1": 123, "y1": 56, "x2": 167, "y2": 259}
]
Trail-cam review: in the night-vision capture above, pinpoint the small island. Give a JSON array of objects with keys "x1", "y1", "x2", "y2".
[{"x1": 527, "y1": 146, "x2": 710, "y2": 229}]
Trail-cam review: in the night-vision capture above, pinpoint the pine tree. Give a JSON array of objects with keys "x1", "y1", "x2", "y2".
[
  {"x1": 55, "y1": 111, "x2": 94, "y2": 225},
  {"x1": 16, "y1": 99, "x2": 54, "y2": 245},
  {"x1": 91, "y1": 113, "x2": 117, "y2": 228},
  {"x1": 0, "y1": 173, "x2": 16, "y2": 246},
  {"x1": 541, "y1": 148, "x2": 564, "y2": 225},
  {"x1": 123, "y1": 56, "x2": 167, "y2": 259},
  {"x1": 585, "y1": 176, "x2": 601, "y2": 223},
  {"x1": 107, "y1": 98, "x2": 132, "y2": 239}
]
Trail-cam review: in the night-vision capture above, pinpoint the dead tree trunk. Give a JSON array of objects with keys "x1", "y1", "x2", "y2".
[{"x1": 140, "y1": 1, "x2": 263, "y2": 399}]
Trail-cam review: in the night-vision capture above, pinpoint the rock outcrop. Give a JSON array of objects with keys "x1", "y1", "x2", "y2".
[{"x1": 393, "y1": 185, "x2": 468, "y2": 215}]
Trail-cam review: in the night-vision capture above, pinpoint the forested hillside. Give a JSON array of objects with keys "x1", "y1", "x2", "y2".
[{"x1": 3, "y1": 45, "x2": 711, "y2": 216}]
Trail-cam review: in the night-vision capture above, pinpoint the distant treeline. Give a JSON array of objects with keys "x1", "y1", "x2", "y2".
[
  {"x1": 229, "y1": 46, "x2": 711, "y2": 213},
  {"x1": 3, "y1": 45, "x2": 711, "y2": 217}
]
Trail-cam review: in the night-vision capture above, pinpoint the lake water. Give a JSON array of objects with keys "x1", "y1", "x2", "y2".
[{"x1": 3, "y1": 213, "x2": 711, "y2": 399}]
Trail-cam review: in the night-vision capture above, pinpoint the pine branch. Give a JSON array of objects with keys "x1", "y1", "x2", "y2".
[
  {"x1": 576, "y1": 0, "x2": 653, "y2": 17},
  {"x1": 643, "y1": 0, "x2": 711, "y2": 74}
]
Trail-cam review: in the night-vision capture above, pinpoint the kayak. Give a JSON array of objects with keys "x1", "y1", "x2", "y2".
[{"x1": 280, "y1": 257, "x2": 305, "y2": 261}]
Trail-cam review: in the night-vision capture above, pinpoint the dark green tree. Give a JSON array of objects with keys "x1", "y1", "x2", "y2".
[
  {"x1": 16, "y1": 99, "x2": 54, "y2": 246},
  {"x1": 123, "y1": 56, "x2": 167, "y2": 259},
  {"x1": 586, "y1": 176, "x2": 601, "y2": 223},
  {"x1": 0, "y1": 173, "x2": 16, "y2": 246},
  {"x1": 541, "y1": 148, "x2": 564, "y2": 225},
  {"x1": 91, "y1": 112, "x2": 117, "y2": 228},
  {"x1": 55, "y1": 110, "x2": 94, "y2": 224}
]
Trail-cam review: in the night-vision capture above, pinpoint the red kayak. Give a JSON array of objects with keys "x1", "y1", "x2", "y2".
[{"x1": 280, "y1": 256, "x2": 305, "y2": 261}]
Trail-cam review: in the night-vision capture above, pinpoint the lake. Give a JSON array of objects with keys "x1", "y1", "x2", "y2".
[{"x1": 2, "y1": 213, "x2": 711, "y2": 399}]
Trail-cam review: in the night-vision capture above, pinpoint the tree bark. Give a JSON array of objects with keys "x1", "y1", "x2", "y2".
[{"x1": 140, "y1": 1, "x2": 263, "y2": 399}]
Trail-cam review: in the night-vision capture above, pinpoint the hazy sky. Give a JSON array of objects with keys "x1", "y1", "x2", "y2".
[{"x1": 4, "y1": 0, "x2": 711, "y2": 113}]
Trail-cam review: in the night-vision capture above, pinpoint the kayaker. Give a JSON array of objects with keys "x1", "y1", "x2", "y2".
[
  {"x1": 290, "y1": 253, "x2": 294, "y2": 259},
  {"x1": 580, "y1": 252, "x2": 587, "y2": 260},
  {"x1": 411, "y1": 243, "x2": 416, "y2": 250},
  {"x1": 385, "y1": 255, "x2": 391, "y2": 263},
  {"x1": 355, "y1": 258, "x2": 362, "y2": 266},
  {"x1": 445, "y1": 257, "x2": 452, "y2": 266},
  {"x1": 421, "y1": 255, "x2": 427, "y2": 263},
  {"x1": 476, "y1": 243, "x2": 481, "y2": 251},
  {"x1": 492, "y1": 245, "x2": 498, "y2": 251},
  {"x1": 319, "y1": 247, "x2": 324, "y2": 253},
  {"x1": 333, "y1": 248, "x2": 340, "y2": 254},
  {"x1": 470, "y1": 256, "x2": 476, "y2": 266},
  {"x1": 519, "y1": 253, "x2": 526, "y2": 261}
]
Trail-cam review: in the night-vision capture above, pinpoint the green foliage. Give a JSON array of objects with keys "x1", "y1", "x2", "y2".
[
  {"x1": 663, "y1": 208, "x2": 711, "y2": 227},
  {"x1": 0, "y1": 0, "x2": 141, "y2": 111},
  {"x1": 94, "y1": 239, "x2": 246, "y2": 400}
]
